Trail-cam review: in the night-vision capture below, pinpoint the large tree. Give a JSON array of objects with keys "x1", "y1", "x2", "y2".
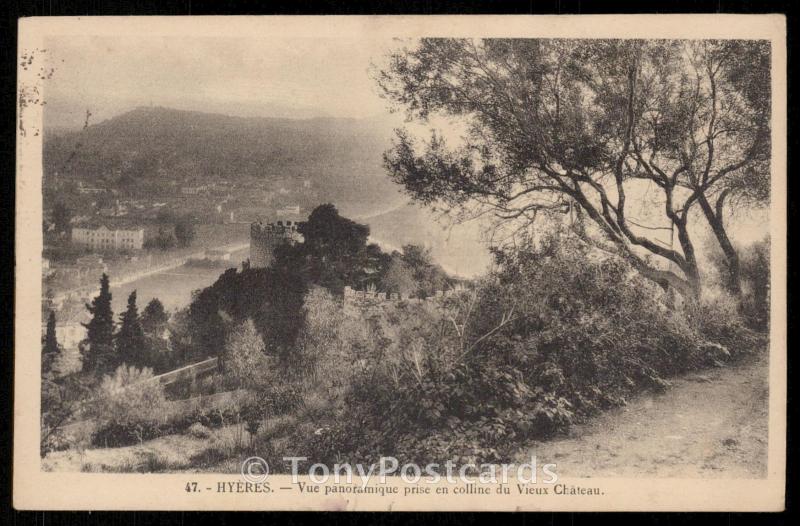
[
  {"x1": 42, "y1": 310, "x2": 60, "y2": 378},
  {"x1": 378, "y1": 39, "x2": 770, "y2": 296},
  {"x1": 381, "y1": 253, "x2": 417, "y2": 296},
  {"x1": 81, "y1": 273, "x2": 115, "y2": 374},
  {"x1": 289, "y1": 203, "x2": 378, "y2": 291},
  {"x1": 116, "y1": 291, "x2": 149, "y2": 368},
  {"x1": 174, "y1": 217, "x2": 196, "y2": 248},
  {"x1": 141, "y1": 298, "x2": 169, "y2": 339},
  {"x1": 140, "y1": 298, "x2": 173, "y2": 372},
  {"x1": 188, "y1": 265, "x2": 307, "y2": 365},
  {"x1": 51, "y1": 201, "x2": 72, "y2": 235},
  {"x1": 223, "y1": 318, "x2": 269, "y2": 389}
]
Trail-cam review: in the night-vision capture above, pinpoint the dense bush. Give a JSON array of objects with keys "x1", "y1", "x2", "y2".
[
  {"x1": 186, "y1": 265, "x2": 308, "y2": 364},
  {"x1": 223, "y1": 319, "x2": 272, "y2": 389},
  {"x1": 739, "y1": 238, "x2": 770, "y2": 331},
  {"x1": 91, "y1": 420, "x2": 171, "y2": 448},
  {"x1": 682, "y1": 290, "x2": 762, "y2": 362},
  {"x1": 281, "y1": 235, "x2": 763, "y2": 467},
  {"x1": 93, "y1": 396, "x2": 258, "y2": 448},
  {"x1": 707, "y1": 236, "x2": 770, "y2": 332},
  {"x1": 170, "y1": 405, "x2": 241, "y2": 431},
  {"x1": 89, "y1": 365, "x2": 168, "y2": 447},
  {"x1": 187, "y1": 422, "x2": 212, "y2": 439}
]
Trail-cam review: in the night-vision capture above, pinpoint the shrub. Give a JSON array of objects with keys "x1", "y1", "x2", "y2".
[
  {"x1": 740, "y1": 238, "x2": 770, "y2": 332},
  {"x1": 223, "y1": 319, "x2": 273, "y2": 390},
  {"x1": 137, "y1": 451, "x2": 181, "y2": 472},
  {"x1": 41, "y1": 429, "x2": 72, "y2": 455},
  {"x1": 247, "y1": 384, "x2": 303, "y2": 419},
  {"x1": 189, "y1": 444, "x2": 229, "y2": 468},
  {"x1": 187, "y1": 422, "x2": 212, "y2": 439},
  {"x1": 91, "y1": 421, "x2": 170, "y2": 448},
  {"x1": 169, "y1": 405, "x2": 241, "y2": 432},
  {"x1": 89, "y1": 365, "x2": 168, "y2": 447},
  {"x1": 707, "y1": 236, "x2": 770, "y2": 332},
  {"x1": 287, "y1": 236, "x2": 762, "y2": 467},
  {"x1": 682, "y1": 290, "x2": 761, "y2": 359}
]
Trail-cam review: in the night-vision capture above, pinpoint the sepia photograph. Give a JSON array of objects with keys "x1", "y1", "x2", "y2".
[{"x1": 14, "y1": 15, "x2": 786, "y2": 511}]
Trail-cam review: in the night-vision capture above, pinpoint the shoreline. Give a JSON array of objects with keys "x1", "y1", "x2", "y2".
[{"x1": 52, "y1": 241, "x2": 250, "y2": 303}]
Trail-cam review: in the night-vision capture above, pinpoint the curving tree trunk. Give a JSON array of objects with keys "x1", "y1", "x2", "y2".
[{"x1": 697, "y1": 191, "x2": 742, "y2": 297}]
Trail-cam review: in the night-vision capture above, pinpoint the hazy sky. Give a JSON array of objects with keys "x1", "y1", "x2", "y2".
[{"x1": 43, "y1": 35, "x2": 402, "y2": 128}]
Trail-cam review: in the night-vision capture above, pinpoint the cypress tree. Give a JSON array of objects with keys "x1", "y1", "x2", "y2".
[
  {"x1": 81, "y1": 273, "x2": 114, "y2": 374},
  {"x1": 141, "y1": 298, "x2": 169, "y2": 339},
  {"x1": 115, "y1": 290, "x2": 149, "y2": 368},
  {"x1": 42, "y1": 310, "x2": 60, "y2": 378}
]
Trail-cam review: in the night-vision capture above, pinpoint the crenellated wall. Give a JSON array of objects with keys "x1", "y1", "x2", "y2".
[
  {"x1": 342, "y1": 286, "x2": 464, "y2": 314},
  {"x1": 250, "y1": 220, "x2": 303, "y2": 268}
]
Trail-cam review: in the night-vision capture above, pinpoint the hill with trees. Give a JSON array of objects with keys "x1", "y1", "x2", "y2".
[{"x1": 43, "y1": 106, "x2": 402, "y2": 214}]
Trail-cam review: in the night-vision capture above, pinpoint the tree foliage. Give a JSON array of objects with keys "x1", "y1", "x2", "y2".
[
  {"x1": 141, "y1": 298, "x2": 169, "y2": 339},
  {"x1": 188, "y1": 265, "x2": 308, "y2": 365},
  {"x1": 277, "y1": 203, "x2": 390, "y2": 292},
  {"x1": 224, "y1": 319, "x2": 271, "y2": 389},
  {"x1": 116, "y1": 291, "x2": 149, "y2": 368},
  {"x1": 42, "y1": 310, "x2": 60, "y2": 378},
  {"x1": 81, "y1": 273, "x2": 115, "y2": 374},
  {"x1": 380, "y1": 255, "x2": 417, "y2": 295},
  {"x1": 51, "y1": 201, "x2": 72, "y2": 235},
  {"x1": 182, "y1": 205, "x2": 453, "y2": 376},
  {"x1": 90, "y1": 365, "x2": 168, "y2": 446},
  {"x1": 174, "y1": 217, "x2": 196, "y2": 248},
  {"x1": 378, "y1": 39, "x2": 770, "y2": 295},
  {"x1": 401, "y1": 244, "x2": 452, "y2": 296},
  {"x1": 379, "y1": 245, "x2": 452, "y2": 297},
  {"x1": 145, "y1": 226, "x2": 177, "y2": 250}
]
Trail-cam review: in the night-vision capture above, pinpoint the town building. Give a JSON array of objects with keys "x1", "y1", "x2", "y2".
[
  {"x1": 181, "y1": 184, "x2": 209, "y2": 196},
  {"x1": 276, "y1": 205, "x2": 301, "y2": 218},
  {"x1": 53, "y1": 322, "x2": 87, "y2": 350},
  {"x1": 77, "y1": 181, "x2": 106, "y2": 195},
  {"x1": 75, "y1": 254, "x2": 109, "y2": 273},
  {"x1": 41, "y1": 317, "x2": 86, "y2": 376},
  {"x1": 71, "y1": 225, "x2": 144, "y2": 251},
  {"x1": 99, "y1": 199, "x2": 129, "y2": 217}
]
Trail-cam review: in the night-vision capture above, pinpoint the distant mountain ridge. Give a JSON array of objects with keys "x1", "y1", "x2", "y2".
[
  {"x1": 43, "y1": 106, "x2": 403, "y2": 214},
  {"x1": 42, "y1": 106, "x2": 491, "y2": 276}
]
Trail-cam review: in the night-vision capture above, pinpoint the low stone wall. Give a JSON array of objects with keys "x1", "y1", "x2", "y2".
[{"x1": 342, "y1": 286, "x2": 463, "y2": 314}]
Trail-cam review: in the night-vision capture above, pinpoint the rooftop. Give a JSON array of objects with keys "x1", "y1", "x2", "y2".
[{"x1": 72, "y1": 222, "x2": 145, "y2": 232}]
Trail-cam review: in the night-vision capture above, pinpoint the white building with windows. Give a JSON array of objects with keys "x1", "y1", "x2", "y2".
[
  {"x1": 71, "y1": 225, "x2": 144, "y2": 251},
  {"x1": 276, "y1": 205, "x2": 301, "y2": 217}
]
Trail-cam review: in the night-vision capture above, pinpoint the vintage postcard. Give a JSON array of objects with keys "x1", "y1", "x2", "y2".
[{"x1": 14, "y1": 15, "x2": 786, "y2": 511}]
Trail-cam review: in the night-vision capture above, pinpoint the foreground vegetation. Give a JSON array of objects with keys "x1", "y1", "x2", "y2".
[
  {"x1": 40, "y1": 38, "x2": 773, "y2": 474},
  {"x1": 42, "y1": 220, "x2": 769, "y2": 470}
]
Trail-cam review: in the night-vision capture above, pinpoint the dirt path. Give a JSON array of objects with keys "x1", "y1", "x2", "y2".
[{"x1": 519, "y1": 355, "x2": 769, "y2": 479}]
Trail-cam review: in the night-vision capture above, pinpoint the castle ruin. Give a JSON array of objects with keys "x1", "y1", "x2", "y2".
[
  {"x1": 249, "y1": 220, "x2": 303, "y2": 268},
  {"x1": 342, "y1": 285, "x2": 464, "y2": 315}
]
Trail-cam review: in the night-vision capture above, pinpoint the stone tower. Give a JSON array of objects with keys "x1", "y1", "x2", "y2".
[{"x1": 249, "y1": 220, "x2": 303, "y2": 268}]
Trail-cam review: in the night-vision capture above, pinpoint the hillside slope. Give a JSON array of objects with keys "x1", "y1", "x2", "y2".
[
  {"x1": 43, "y1": 106, "x2": 492, "y2": 275},
  {"x1": 44, "y1": 106, "x2": 402, "y2": 214}
]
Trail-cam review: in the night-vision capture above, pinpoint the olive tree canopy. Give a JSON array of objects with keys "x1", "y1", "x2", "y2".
[{"x1": 378, "y1": 39, "x2": 770, "y2": 295}]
